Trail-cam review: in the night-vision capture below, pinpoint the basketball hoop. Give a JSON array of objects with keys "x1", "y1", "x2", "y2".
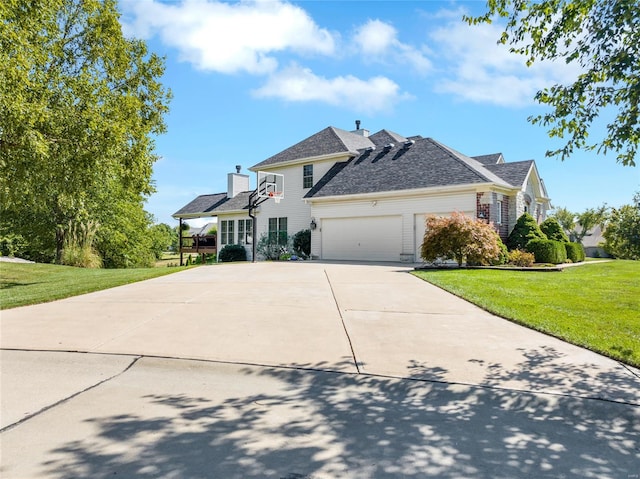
[{"x1": 274, "y1": 196, "x2": 281, "y2": 204}]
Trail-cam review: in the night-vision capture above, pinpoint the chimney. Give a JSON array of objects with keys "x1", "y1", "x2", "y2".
[
  {"x1": 351, "y1": 119, "x2": 369, "y2": 137},
  {"x1": 227, "y1": 166, "x2": 249, "y2": 199}
]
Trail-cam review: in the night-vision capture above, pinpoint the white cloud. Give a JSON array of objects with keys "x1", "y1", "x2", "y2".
[
  {"x1": 353, "y1": 19, "x2": 431, "y2": 73},
  {"x1": 252, "y1": 64, "x2": 411, "y2": 113},
  {"x1": 429, "y1": 17, "x2": 580, "y2": 107},
  {"x1": 122, "y1": 0, "x2": 336, "y2": 74}
]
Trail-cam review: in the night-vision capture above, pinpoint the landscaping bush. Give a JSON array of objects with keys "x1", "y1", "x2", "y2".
[
  {"x1": 565, "y1": 242, "x2": 586, "y2": 263},
  {"x1": 292, "y1": 229, "x2": 311, "y2": 259},
  {"x1": 540, "y1": 217, "x2": 569, "y2": 242},
  {"x1": 0, "y1": 232, "x2": 26, "y2": 257},
  {"x1": 506, "y1": 213, "x2": 547, "y2": 250},
  {"x1": 508, "y1": 249, "x2": 535, "y2": 267},
  {"x1": 421, "y1": 212, "x2": 502, "y2": 266},
  {"x1": 526, "y1": 239, "x2": 567, "y2": 264},
  {"x1": 256, "y1": 233, "x2": 292, "y2": 260},
  {"x1": 491, "y1": 240, "x2": 509, "y2": 265},
  {"x1": 218, "y1": 244, "x2": 247, "y2": 262}
]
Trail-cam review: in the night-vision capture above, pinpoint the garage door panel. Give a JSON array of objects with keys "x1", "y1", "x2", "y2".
[{"x1": 322, "y1": 216, "x2": 401, "y2": 261}]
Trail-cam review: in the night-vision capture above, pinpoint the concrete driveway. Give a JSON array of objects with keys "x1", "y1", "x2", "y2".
[{"x1": 1, "y1": 262, "x2": 639, "y2": 478}]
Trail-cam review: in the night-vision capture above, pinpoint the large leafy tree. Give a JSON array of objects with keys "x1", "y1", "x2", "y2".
[
  {"x1": 0, "y1": 0, "x2": 170, "y2": 263},
  {"x1": 603, "y1": 193, "x2": 640, "y2": 260},
  {"x1": 467, "y1": 0, "x2": 640, "y2": 166}
]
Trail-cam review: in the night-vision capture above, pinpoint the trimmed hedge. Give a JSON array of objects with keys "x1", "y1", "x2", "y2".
[
  {"x1": 218, "y1": 244, "x2": 247, "y2": 262},
  {"x1": 526, "y1": 239, "x2": 567, "y2": 264},
  {"x1": 565, "y1": 242, "x2": 586, "y2": 263}
]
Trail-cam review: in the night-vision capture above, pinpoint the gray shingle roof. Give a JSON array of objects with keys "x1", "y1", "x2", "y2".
[
  {"x1": 173, "y1": 193, "x2": 228, "y2": 217},
  {"x1": 368, "y1": 129, "x2": 408, "y2": 147},
  {"x1": 473, "y1": 153, "x2": 504, "y2": 165},
  {"x1": 251, "y1": 126, "x2": 374, "y2": 169},
  {"x1": 173, "y1": 191, "x2": 253, "y2": 218},
  {"x1": 305, "y1": 137, "x2": 513, "y2": 199},
  {"x1": 485, "y1": 160, "x2": 534, "y2": 188}
]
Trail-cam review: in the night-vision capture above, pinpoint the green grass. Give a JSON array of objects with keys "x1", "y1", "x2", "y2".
[
  {"x1": 412, "y1": 260, "x2": 640, "y2": 367},
  {"x1": 0, "y1": 262, "x2": 187, "y2": 310}
]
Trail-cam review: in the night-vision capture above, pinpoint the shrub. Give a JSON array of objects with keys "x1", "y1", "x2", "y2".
[
  {"x1": 292, "y1": 229, "x2": 311, "y2": 259},
  {"x1": 508, "y1": 249, "x2": 535, "y2": 267},
  {"x1": 0, "y1": 232, "x2": 26, "y2": 257},
  {"x1": 218, "y1": 244, "x2": 247, "y2": 262},
  {"x1": 256, "y1": 233, "x2": 291, "y2": 260},
  {"x1": 565, "y1": 242, "x2": 586, "y2": 262},
  {"x1": 540, "y1": 217, "x2": 569, "y2": 242},
  {"x1": 506, "y1": 213, "x2": 547, "y2": 250},
  {"x1": 491, "y1": 240, "x2": 509, "y2": 265},
  {"x1": 421, "y1": 212, "x2": 502, "y2": 266},
  {"x1": 61, "y1": 220, "x2": 102, "y2": 268},
  {"x1": 526, "y1": 239, "x2": 567, "y2": 264}
]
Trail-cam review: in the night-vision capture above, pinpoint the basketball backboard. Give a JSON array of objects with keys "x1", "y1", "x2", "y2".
[{"x1": 257, "y1": 171, "x2": 284, "y2": 202}]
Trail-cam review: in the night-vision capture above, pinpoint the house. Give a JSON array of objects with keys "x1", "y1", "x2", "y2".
[{"x1": 173, "y1": 123, "x2": 551, "y2": 263}]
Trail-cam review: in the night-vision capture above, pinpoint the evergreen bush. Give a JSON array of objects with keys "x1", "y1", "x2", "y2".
[
  {"x1": 292, "y1": 229, "x2": 311, "y2": 259},
  {"x1": 565, "y1": 242, "x2": 586, "y2": 263},
  {"x1": 540, "y1": 217, "x2": 569, "y2": 242},
  {"x1": 506, "y1": 213, "x2": 547, "y2": 250},
  {"x1": 218, "y1": 244, "x2": 247, "y2": 262},
  {"x1": 526, "y1": 239, "x2": 567, "y2": 264}
]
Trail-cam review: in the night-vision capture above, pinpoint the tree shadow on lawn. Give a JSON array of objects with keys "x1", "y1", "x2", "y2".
[{"x1": 42, "y1": 351, "x2": 639, "y2": 479}]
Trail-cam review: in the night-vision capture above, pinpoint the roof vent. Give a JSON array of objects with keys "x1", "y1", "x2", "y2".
[
  {"x1": 384, "y1": 143, "x2": 395, "y2": 150},
  {"x1": 365, "y1": 146, "x2": 376, "y2": 152},
  {"x1": 403, "y1": 140, "x2": 415, "y2": 148},
  {"x1": 235, "y1": 165, "x2": 241, "y2": 173},
  {"x1": 355, "y1": 120, "x2": 361, "y2": 130}
]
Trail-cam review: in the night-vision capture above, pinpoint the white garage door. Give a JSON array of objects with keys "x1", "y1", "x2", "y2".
[{"x1": 322, "y1": 216, "x2": 402, "y2": 261}]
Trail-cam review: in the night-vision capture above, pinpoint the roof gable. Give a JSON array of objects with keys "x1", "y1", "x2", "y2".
[
  {"x1": 251, "y1": 126, "x2": 373, "y2": 169},
  {"x1": 485, "y1": 160, "x2": 534, "y2": 188},
  {"x1": 369, "y1": 129, "x2": 408, "y2": 147}
]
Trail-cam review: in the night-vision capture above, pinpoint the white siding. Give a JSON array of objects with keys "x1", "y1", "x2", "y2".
[
  {"x1": 310, "y1": 192, "x2": 476, "y2": 261},
  {"x1": 254, "y1": 158, "x2": 344, "y2": 242},
  {"x1": 217, "y1": 212, "x2": 252, "y2": 260}
]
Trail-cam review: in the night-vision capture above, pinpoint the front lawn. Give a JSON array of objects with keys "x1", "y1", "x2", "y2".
[
  {"x1": 412, "y1": 260, "x2": 640, "y2": 367},
  {"x1": 0, "y1": 262, "x2": 187, "y2": 310}
]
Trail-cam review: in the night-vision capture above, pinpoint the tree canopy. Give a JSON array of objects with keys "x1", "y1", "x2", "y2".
[
  {"x1": 467, "y1": 0, "x2": 640, "y2": 166},
  {"x1": 0, "y1": 0, "x2": 171, "y2": 265}
]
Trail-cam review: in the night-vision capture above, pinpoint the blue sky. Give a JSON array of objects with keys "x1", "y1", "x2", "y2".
[{"x1": 120, "y1": 0, "x2": 639, "y2": 226}]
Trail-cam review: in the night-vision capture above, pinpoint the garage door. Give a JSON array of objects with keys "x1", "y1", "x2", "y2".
[{"x1": 322, "y1": 216, "x2": 402, "y2": 261}]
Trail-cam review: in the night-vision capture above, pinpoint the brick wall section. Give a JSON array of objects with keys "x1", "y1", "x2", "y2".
[
  {"x1": 477, "y1": 192, "x2": 510, "y2": 241},
  {"x1": 497, "y1": 197, "x2": 510, "y2": 240},
  {"x1": 476, "y1": 193, "x2": 490, "y2": 224}
]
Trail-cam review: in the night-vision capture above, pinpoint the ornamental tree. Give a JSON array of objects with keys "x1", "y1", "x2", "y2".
[{"x1": 420, "y1": 211, "x2": 503, "y2": 267}]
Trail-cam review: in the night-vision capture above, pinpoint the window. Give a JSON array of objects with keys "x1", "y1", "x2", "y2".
[
  {"x1": 268, "y1": 217, "x2": 288, "y2": 245},
  {"x1": 238, "y1": 219, "x2": 252, "y2": 245},
  {"x1": 220, "y1": 220, "x2": 234, "y2": 245},
  {"x1": 496, "y1": 200, "x2": 503, "y2": 224},
  {"x1": 303, "y1": 164, "x2": 313, "y2": 189}
]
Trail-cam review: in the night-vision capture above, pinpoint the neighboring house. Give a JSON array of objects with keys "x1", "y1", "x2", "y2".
[
  {"x1": 579, "y1": 225, "x2": 611, "y2": 258},
  {"x1": 173, "y1": 123, "x2": 551, "y2": 262}
]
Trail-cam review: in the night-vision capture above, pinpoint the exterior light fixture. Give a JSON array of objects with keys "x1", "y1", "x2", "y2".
[{"x1": 310, "y1": 218, "x2": 317, "y2": 230}]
